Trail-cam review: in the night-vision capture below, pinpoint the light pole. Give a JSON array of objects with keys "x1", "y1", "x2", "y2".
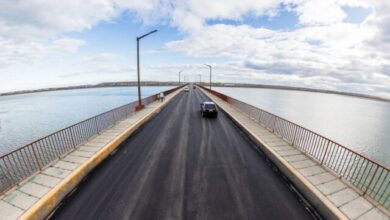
[
  {"x1": 199, "y1": 74, "x2": 202, "y2": 84},
  {"x1": 204, "y1": 64, "x2": 212, "y2": 89},
  {"x1": 179, "y1": 70, "x2": 183, "y2": 85},
  {"x1": 136, "y1": 29, "x2": 157, "y2": 109}
]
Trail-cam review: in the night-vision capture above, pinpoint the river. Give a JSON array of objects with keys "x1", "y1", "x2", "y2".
[
  {"x1": 0, "y1": 86, "x2": 389, "y2": 166},
  {"x1": 0, "y1": 86, "x2": 172, "y2": 155},
  {"x1": 214, "y1": 87, "x2": 390, "y2": 166}
]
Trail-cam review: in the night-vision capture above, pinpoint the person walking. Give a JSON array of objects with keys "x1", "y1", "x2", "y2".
[{"x1": 159, "y1": 92, "x2": 165, "y2": 102}]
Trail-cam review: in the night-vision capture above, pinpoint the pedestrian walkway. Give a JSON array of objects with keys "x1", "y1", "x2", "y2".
[
  {"x1": 201, "y1": 88, "x2": 389, "y2": 220},
  {"x1": 0, "y1": 89, "x2": 182, "y2": 220}
]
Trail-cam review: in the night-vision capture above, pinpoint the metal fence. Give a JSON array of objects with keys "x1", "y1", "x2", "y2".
[
  {"x1": 0, "y1": 86, "x2": 182, "y2": 195},
  {"x1": 201, "y1": 86, "x2": 390, "y2": 210}
]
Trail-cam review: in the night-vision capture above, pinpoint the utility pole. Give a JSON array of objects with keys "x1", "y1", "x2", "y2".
[{"x1": 136, "y1": 29, "x2": 157, "y2": 109}]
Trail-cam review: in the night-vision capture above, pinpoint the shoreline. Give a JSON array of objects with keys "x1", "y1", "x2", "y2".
[
  {"x1": 1, "y1": 81, "x2": 389, "y2": 103},
  {"x1": 214, "y1": 83, "x2": 390, "y2": 103},
  {"x1": 0, "y1": 82, "x2": 178, "y2": 97}
]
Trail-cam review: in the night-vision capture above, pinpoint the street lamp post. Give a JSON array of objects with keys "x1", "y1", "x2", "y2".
[
  {"x1": 204, "y1": 64, "x2": 212, "y2": 89},
  {"x1": 179, "y1": 70, "x2": 183, "y2": 85},
  {"x1": 199, "y1": 74, "x2": 202, "y2": 84},
  {"x1": 136, "y1": 29, "x2": 157, "y2": 109}
]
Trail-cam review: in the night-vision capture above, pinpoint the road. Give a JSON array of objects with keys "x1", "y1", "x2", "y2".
[{"x1": 51, "y1": 88, "x2": 315, "y2": 220}]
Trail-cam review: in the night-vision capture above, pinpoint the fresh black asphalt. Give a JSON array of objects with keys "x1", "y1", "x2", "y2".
[{"x1": 51, "y1": 88, "x2": 315, "y2": 220}]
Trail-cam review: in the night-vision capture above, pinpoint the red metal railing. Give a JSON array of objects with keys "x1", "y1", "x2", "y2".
[
  {"x1": 201, "y1": 86, "x2": 390, "y2": 210},
  {"x1": 0, "y1": 86, "x2": 183, "y2": 194}
]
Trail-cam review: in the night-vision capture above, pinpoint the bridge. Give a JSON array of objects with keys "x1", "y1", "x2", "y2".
[{"x1": 0, "y1": 86, "x2": 389, "y2": 220}]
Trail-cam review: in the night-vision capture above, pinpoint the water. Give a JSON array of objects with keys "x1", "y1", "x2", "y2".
[
  {"x1": 1, "y1": 86, "x2": 389, "y2": 167},
  {"x1": 0, "y1": 86, "x2": 172, "y2": 155},
  {"x1": 214, "y1": 87, "x2": 390, "y2": 167}
]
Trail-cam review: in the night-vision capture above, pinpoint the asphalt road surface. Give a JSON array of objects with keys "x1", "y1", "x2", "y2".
[{"x1": 51, "y1": 88, "x2": 315, "y2": 220}]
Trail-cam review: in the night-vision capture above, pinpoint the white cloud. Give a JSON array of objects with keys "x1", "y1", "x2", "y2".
[
  {"x1": 0, "y1": 0, "x2": 119, "y2": 39},
  {"x1": 165, "y1": 14, "x2": 390, "y2": 97},
  {"x1": 160, "y1": 0, "x2": 390, "y2": 98},
  {"x1": 0, "y1": 0, "x2": 390, "y2": 98},
  {"x1": 0, "y1": 37, "x2": 84, "y2": 68},
  {"x1": 114, "y1": 0, "x2": 286, "y2": 33},
  {"x1": 295, "y1": 0, "x2": 346, "y2": 25},
  {"x1": 166, "y1": 24, "x2": 274, "y2": 58}
]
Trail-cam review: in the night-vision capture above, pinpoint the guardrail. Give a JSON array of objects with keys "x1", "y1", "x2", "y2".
[
  {"x1": 200, "y1": 86, "x2": 389, "y2": 210},
  {"x1": 0, "y1": 86, "x2": 183, "y2": 195}
]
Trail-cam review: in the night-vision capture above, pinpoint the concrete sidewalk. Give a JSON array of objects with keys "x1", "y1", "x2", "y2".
[
  {"x1": 201, "y1": 88, "x2": 389, "y2": 220},
  {"x1": 0, "y1": 89, "x2": 182, "y2": 220}
]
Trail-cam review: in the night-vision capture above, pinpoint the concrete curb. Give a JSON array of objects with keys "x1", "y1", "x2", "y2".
[
  {"x1": 20, "y1": 90, "x2": 181, "y2": 220},
  {"x1": 200, "y1": 88, "x2": 348, "y2": 220}
]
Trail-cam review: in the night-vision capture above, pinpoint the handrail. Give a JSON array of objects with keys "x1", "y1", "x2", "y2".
[
  {"x1": 0, "y1": 85, "x2": 184, "y2": 194},
  {"x1": 200, "y1": 85, "x2": 389, "y2": 210}
]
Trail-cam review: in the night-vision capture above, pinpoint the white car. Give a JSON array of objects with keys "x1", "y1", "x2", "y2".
[{"x1": 183, "y1": 86, "x2": 189, "y2": 92}]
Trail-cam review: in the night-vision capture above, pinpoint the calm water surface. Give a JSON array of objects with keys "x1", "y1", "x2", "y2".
[
  {"x1": 1, "y1": 86, "x2": 389, "y2": 166},
  {"x1": 0, "y1": 86, "x2": 172, "y2": 155},
  {"x1": 215, "y1": 87, "x2": 390, "y2": 166}
]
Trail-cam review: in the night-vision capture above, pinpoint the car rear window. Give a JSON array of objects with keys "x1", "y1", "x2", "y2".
[{"x1": 205, "y1": 104, "x2": 216, "y2": 110}]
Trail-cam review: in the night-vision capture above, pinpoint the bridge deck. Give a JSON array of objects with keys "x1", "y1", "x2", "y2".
[
  {"x1": 0, "y1": 89, "x2": 180, "y2": 220},
  {"x1": 51, "y1": 89, "x2": 314, "y2": 219},
  {"x1": 200, "y1": 88, "x2": 389, "y2": 220}
]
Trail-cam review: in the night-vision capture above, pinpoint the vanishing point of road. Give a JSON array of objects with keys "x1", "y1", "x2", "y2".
[{"x1": 51, "y1": 88, "x2": 316, "y2": 220}]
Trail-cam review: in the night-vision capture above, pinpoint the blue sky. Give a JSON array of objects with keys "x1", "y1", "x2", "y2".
[{"x1": 0, "y1": 0, "x2": 389, "y2": 98}]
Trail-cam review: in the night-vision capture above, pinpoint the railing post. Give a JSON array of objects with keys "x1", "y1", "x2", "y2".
[
  {"x1": 127, "y1": 105, "x2": 132, "y2": 116},
  {"x1": 69, "y1": 127, "x2": 77, "y2": 149},
  {"x1": 258, "y1": 110, "x2": 263, "y2": 125},
  {"x1": 112, "y1": 111, "x2": 116, "y2": 124},
  {"x1": 363, "y1": 165, "x2": 379, "y2": 196},
  {"x1": 0, "y1": 158, "x2": 16, "y2": 190},
  {"x1": 251, "y1": 108, "x2": 255, "y2": 120},
  {"x1": 94, "y1": 117, "x2": 100, "y2": 134},
  {"x1": 292, "y1": 126, "x2": 298, "y2": 146},
  {"x1": 0, "y1": 164, "x2": 12, "y2": 188},
  {"x1": 271, "y1": 116, "x2": 277, "y2": 132},
  {"x1": 31, "y1": 144, "x2": 42, "y2": 170},
  {"x1": 320, "y1": 140, "x2": 331, "y2": 165}
]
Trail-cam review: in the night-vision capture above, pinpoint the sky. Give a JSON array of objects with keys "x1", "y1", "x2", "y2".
[{"x1": 0, "y1": 0, "x2": 390, "y2": 98}]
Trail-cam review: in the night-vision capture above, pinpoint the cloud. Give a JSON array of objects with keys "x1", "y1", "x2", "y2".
[
  {"x1": 162, "y1": 0, "x2": 390, "y2": 97},
  {"x1": 0, "y1": 37, "x2": 84, "y2": 68},
  {"x1": 295, "y1": 0, "x2": 346, "y2": 25},
  {"x1": 1, "y1": 0, "x2": 390, "y2": 98},
  {"x1": 166, "y1": 24, "x2": 274, "y2": 58},
  {"x1": 0, "y1": 0, "x2": 386, "y2": 40},
  {"x1": 164, "y1": 12, "x2": 390, "y2": 96},
  {"x1": 0, "y1": 0, "x2": 119, "y2": 39},
  {"x1": 0, "y1": 0, "x2": 123, "y2": 69}
]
